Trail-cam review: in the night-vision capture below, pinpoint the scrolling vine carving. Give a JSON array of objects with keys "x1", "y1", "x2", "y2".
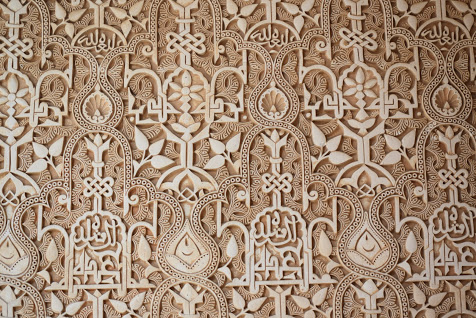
[{"x1": 0, "y1": 0, "x2": 475, "y2": 317}]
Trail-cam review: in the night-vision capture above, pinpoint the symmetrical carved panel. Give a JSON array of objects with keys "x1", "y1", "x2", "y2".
[{"x1": 0, "y1": 0, "x2": 475, "y2": 316}]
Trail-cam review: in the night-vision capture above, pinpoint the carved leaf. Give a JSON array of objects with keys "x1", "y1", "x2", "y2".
[
  {"x1": 129, "y1": 0, "x2": 144, "y2": 17},
  {"x1": 328, "y1": 151, "x2": 351, "y2": 164},
  {"x1": 121, "y1": 19, "x2": 133, "y2": 37},
  {"x1": 398, "y1": 260, "x2": 412, "y2": 275},
  {"x1": 151, "y1": 155, "x2": 174, "y2": 169},
  {"x1": 226, "y1": 134, "x2": 241, "y2": 153},
  {"x1": 381, "y1": 151, "x2": 401, "y2": 165},
  {"x1": 110, "y1": 7, "x2": 128, "y2": 19},
  {"x1": 413, "y1": 284, "x2": 426, "y2": 305},
  {"x1": 311, "y1": 156, "x2": 319, "y2": 170},
  {"x1": 110, "y1": 299, "x2": 129, "y2": 313},
  {"x1": 55, "y1": 1, "x2": 67, "y2": 20},
  {"x1": 319, "y1": 230, "x2": 332, "y2": 258},
  {"x1": 410, "y1": 2, "x2": 426, "y2": 13},
  {"x1": 428, "y1": 292, "x2": 446, "y2": 307},
  {"x1": 247, "y1": 297, "x2": 267, "y2": 312},
  {"x1": 149, "y1": 140, "x2": 165, "y2": 155},
  {"x1": 218, "y1": 266, "x2": 232, "y2": 280},
  {"x1": 69, "y1": 9, "x2": 87, "y2": 22},
  {"x1": 232, "y1": 289, "x2": 245, "y2": 310},
  {"x1": 396, "y1": 0, "x2": 408, "y2": 12},
  {"x1": 210, "y1": 139, "x2": 226, "y2": 154},
  {"x1": 301, "y1": 0, "x2": 314, "y2": 12},
  {"x1": 27, "y1": 159, "x2": 47, "y2": 173},
  {"x1": 65, "y1": 23, "x2": 75, "y2": 37},
  {"x1": 453, "y1": 1, "x2": 470, "y2": 12},
  {"x1": 312, "y1": 288, "x2": 328, "y2": 307},
  {"x1": 464, "y1": 13, "x2": 474, "y2": 30},
  {"x1": 33, "y1": 142, "x2": 49, "y2": 158},
  {"x1": 241, "y1": 4, "x2": 258, "y2": 16},
  {"x1": 38, "y1": 269, "x2": 51, "y2": 283},
  {"x1": 46, "y1": 239, "x2": 59, "y2": 263},
  {"x1": 425, "y1": 309, "x2": 436, "y2": 318},
  {"x1": 405, "y1": 230, "x2": 417, "y2": 254},
  {"x1": 384, "y1": 134, "x2": 401, "y2": 150},
  {"x1": 407, "y1": 16, "x2": 417, "y2": 30},
  {"x1": 65, "y1": 302, "x2": 85, "y2": 315},
  {"x1": 304, "y1": 310, "x2": 316, "y2": 318},
  {"x1": 138, "y1": 234, "x2": 152, "y2": 261},
  {"x1": 326, "y1": 136, "x2": 341, "y2": 151},
  {"x1": 282, "y1": 3, "x2": 300, "y2": 14},
  {"x1": 294, "y1": 15, "x2": 304, "y2": 33},
  {"x1": 226, "y1": 0, "x2": 238, "y2": 14},
  {"x1": 51, "y1": 293, "x2": 64, "y2": 314},
  {"x1": 226, "y1": 235, "x2": 238, "y2": 258},
  {"x1": 292, "y1": 295, "x2": 311, "y2": 309},
  {"x1": 311, "y1": 123, "x2": 326, "y2": 147},
  {"x1": 130, "y1": 292, "x2": 146, "y2": 310},
  {"x1": 237, "y1": 18, "x2": 247, "y2": 32},
  {"x1": 401, "y1": 130, "x2": 416, "y2": 148},
  {"x1": 204, "y1": 155, "x2": 225, "y2": 169},
  {"x1": 135, "y1": 127, "x2": 149, "y2": 151},
  {"x1": 49, "y1": 137, "x2": 64, "y2": 157}
]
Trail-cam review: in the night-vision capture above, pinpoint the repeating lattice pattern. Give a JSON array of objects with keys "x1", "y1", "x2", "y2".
[{"x1": 0, "y1": 0, "x2": 475, "y2": 317}]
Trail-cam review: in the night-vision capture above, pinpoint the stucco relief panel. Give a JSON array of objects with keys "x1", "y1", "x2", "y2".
[{"x1": 0, "y1": 0, "x2": 475, "y2": 317}]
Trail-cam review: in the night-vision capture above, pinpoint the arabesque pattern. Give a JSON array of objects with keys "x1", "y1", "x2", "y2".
[{"x1": 0, "y1": 0, "x2": 475, "y2": 317}]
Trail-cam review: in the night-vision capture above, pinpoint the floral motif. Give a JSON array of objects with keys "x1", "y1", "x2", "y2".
[
  {"x1": 432, "y1": 84, "x2": 462, "y2": 116},
  {"x1": 0, "y1": 74, "x2": 29, "y2": 109},
  {"x1": 343, "y1": 67, "x2": 378, "y2": 120},
  {"x1": 0, "y1": 73, "x2": 30, "y2": 144},
  {"x1": 83, "y1": 91, "x2": 113, "y2": 124},
  {"x1": 258, "y1": 87, "x2": 289, "y2": 120},
  {"x1": 168, "y1": 70, "x2": 204, "y2": 112}
]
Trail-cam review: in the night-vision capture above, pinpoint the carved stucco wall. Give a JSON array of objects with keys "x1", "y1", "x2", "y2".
[{"x1": 0, "y1": 0, "x2": 475, "y2": 317}]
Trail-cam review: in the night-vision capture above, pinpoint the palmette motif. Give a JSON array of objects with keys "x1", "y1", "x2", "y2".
[{"x1": 0, "y1": 0, "x2": 474, "y2": 317}]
